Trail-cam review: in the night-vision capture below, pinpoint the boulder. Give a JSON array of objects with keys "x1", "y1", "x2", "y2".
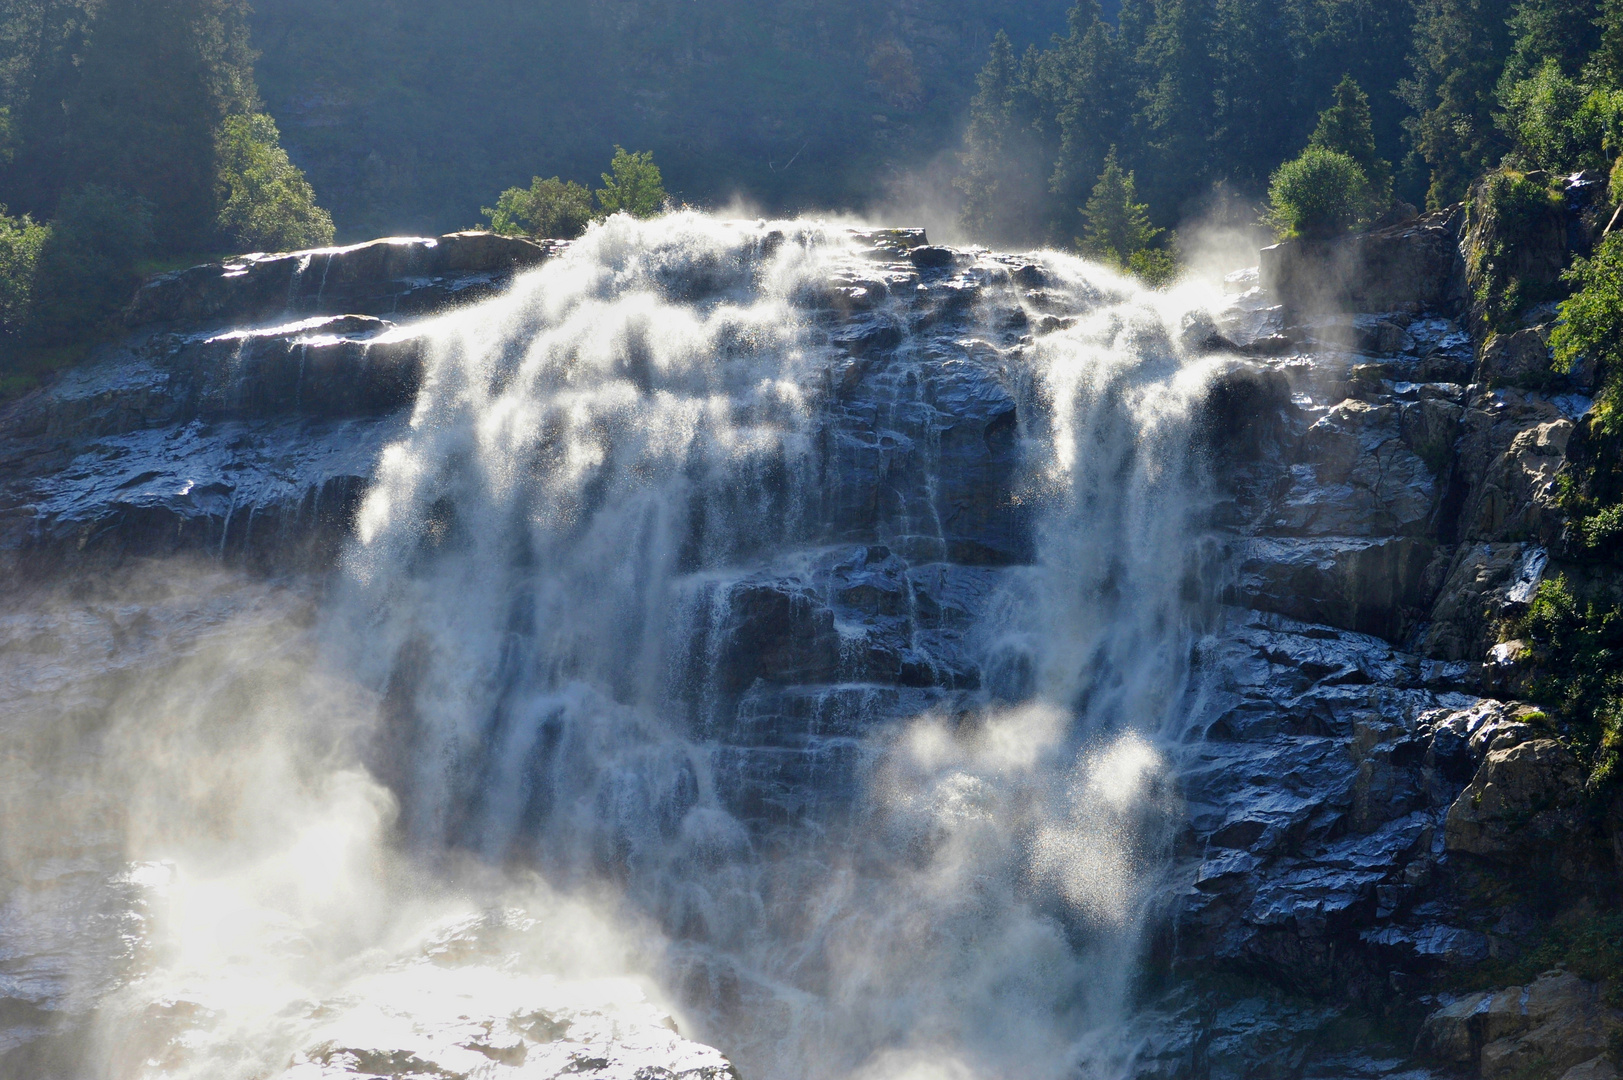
[
  {"x1": 1444, "y1": 738, "x2": 1592, "y2": 874},
  {"x1": 1422, "y1": 542, "x2": 1548, "y2": 662},
  {"x1": 1479, "y1": 326, "x2": 1556, "y2": 389},
  {"x1": 1228, "y1": 535, "x2": 1436, "y2": 640},
  {"x1": 1418, "y1": 971, "x2": 1623, "y2": 1080},
  {"x1": 1452, "y1": 389, "x2": 1574, "y2": 544}
]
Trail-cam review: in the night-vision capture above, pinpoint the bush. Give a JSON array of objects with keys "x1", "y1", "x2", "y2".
[
  {"x1": 0, "y1": 208, "x2": 48, "y2": 336},
  {"x1": 1524, "y1": 576, "x2": 1623, "y2": 786},
  {"x1": 1468, "y1": 169, "x2": 1567, "y2": 332},
  {"x1": 1265, "y1": 147, "x2": 1374, "y2": 240},
  {"x1": 28, "y1": 184, "x2": 155, "y2": 346},
  {"x1": 1498, "y1": 60, "x2": 1623, "y2": 175},
  {"x1": 1552, "y1": 232, "x2": 1623, "y2": 432},
  {"x1": 215, "y1": 113, "x2": 336, "y2": 253},
  {"x1": 595, "y1": 146, "x2": 666, "y2": 219},
  {"x1": 483, "y1": 176, "x2": 594, "y2": 239}
]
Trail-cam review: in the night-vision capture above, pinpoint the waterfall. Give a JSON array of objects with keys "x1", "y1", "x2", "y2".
[
  {"x1": 321, "y1": 212, "x2": 1228, "y2": 1079},
  {"x1": 0, "y1": 212, "x2": 1235, "y2": 1080}
]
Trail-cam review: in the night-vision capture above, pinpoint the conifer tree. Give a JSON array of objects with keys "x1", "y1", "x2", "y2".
[
  {"x1": 1400, "y1": 0, "x2": 1516, "y2": 208},
  {"x1": 1213, "y1": 0, "x2": 1291, "y2": 190},
  {"x1": 1310, "y1": 76, "x2": 1393, "y2": 202},
  {"x1": 63, "y1": 0, "x2": 258, "y2": 249},
  {"x1": 1080, "y1": 147, "x2": 1162, "y2": 264},
  {"x1": 956, "y1": 31, "x2": 1048, "y2": 242},
  {"x1": 1502, "y1": 0, "x2": 1600, "y2": 80},
  {"x1": 1046, "y1": 2, "x2": 1127, "y2": 217},
  {"x1": 1136, "y1": 0, "x2": 1218, "y2": 208}
]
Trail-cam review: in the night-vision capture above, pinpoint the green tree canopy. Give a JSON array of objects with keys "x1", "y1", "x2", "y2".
[
  {"x1": 484, "y1": 176, "x2": 594, "y2": 239},
  {"x1": 1079, "y1": 147, "x2": 1162, "y2": 263},
  {"x1": 1311, "y1": 76, "x2": 1393, "y2": 201},
  {"x1": 27, "y1": 183, "x2": 153, "y2": 344},
  {"x1": 1266, "y1": 145, "x2": 1375, "y2": 238},
  {"x1": 215, "y1": 112, "x2": 335, "y2": 253},
  {"x1": 0, "y1": 205, "x2": 47, "y2": 341},
  {"x1": 63, "y1": 0, "x2": 257, "y2": 251},
  {"x1": 1498, "y1": 58, "x2": 1623, "y2": 173},
  {"x1": 596, "y1": 146, "x2": 665, "y2": 219},
  {"x1": 1400, "y1": 0, "x2": 1516, "y2": 209}
]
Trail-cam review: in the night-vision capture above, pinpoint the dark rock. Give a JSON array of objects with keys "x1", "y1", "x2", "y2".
[
  {"x1": 1260, "y1": 209, "x2": 1468, "y2": 316},
  {"x1": 126, "y1": 231, "x2": 553, "y2": 330},
  {"x1": 906, "y1": 245, "x2": 955, "y2": 270}
]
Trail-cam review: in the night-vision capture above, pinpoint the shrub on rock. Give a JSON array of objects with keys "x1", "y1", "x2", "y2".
[{"x1": 1265, "y1": 146, "x2": 1375, "y2": 240}]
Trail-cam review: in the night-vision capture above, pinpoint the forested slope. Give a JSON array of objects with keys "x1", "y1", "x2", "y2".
[{"x1": 249, "y1": 0, "x2": 1075, "y2": 237}]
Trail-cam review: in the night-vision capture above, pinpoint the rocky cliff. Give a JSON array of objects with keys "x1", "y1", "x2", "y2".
[{"x1": 1, "y1": 214, "x2": 1619, "y2": 1079}]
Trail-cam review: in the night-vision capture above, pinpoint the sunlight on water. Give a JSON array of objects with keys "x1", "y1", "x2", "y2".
[{"x1": 0, "y1": 211, "x2": 1240, "y2": 1080}]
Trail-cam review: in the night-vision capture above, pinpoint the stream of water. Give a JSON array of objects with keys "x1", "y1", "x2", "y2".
[{"x1": 0, "y1": 214, "x2": 1234, "y2": 1080}]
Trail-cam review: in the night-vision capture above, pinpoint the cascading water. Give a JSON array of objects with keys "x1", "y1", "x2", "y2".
[{"x1": 0, "y1": 213, "x2": 1238, "y2": 1080}]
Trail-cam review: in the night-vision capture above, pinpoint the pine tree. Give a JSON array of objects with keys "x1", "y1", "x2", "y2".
[
  {"x1": 1399, "y1": 0, "x2": 1516, "y2": 208},
  {"x1": 956, "y1": 31, "x2": 1048, "y2": 243},
  {"x1": 1213, "y1": 0, "x2": 1292, "y2": 190},
  {"x1": 1045, "y1": 2, "x2": 1127, "y2": 224},
  {"x1": 1080, "y1": 147, "x2": 1163, "y2": 263},
  {"x1": 1136, "y1": 0, "x2": 1218, "y2": 210},
  {"x1": 63, "y1": 0, "x2": 258, "y2": 250},
  {"x1": 1503, "y1": 0, "x2": 1600, "y2": 81},
  {"x1": 1310, "y1": 76, "x2": 1393, "y2": 201}
]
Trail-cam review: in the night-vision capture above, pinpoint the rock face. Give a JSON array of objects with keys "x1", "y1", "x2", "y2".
[
  {"x1": 1259, "y1": 208, "x2": 1468, "y2": 316},
  {"x1": 0, "y1": 219, "x2": 1616, "y2": 1080},
  {"x1": 127, "y1": 230, "x2": 555, "y2": 329},
  {"x1": 1418, "y1": 971, "x2": 1623, "y2": 1080}
]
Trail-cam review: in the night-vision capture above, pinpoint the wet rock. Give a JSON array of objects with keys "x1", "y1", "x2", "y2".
[
  {"x1": 711, "y1": 580, "x2": 842, "y2": 694},
  {"x1": 1261, "y1": 209, "x2": 1467, "y2": 316},
  {"x1": 1422, "y1": 543, "x2": 1549, "y2": 663},
  {"x1": 126, "y1": 232, "x2": 553, "y2": 330},
  {"x1": 1229, "y1": 536, "x2": 1436, "y2": 640},
  {"x1": 1270, "y1": 399, "x2": 1442, "y2": 537},
  {"x1": 1417, "y1": 971, "x2": 1623, "y2": 1079},
  {"x1": 907, "y1": 245, "x2": 955, "y2": 270},
  {"x1": 1452, "y1": 389, "x2": 1573, "y2": 543}
]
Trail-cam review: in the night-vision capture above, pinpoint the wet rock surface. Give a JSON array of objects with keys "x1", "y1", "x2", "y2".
[{"x1": 2, "y1": 222, "x2": 1617, "y2": 1079}]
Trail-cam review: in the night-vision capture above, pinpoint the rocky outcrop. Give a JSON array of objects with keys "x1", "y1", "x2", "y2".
[
  {"x1": 1418, "y1": 970, "x2": 1623, "y2": 1080},
  {"x1": 1259, "y1": 208, "x2": 1468, "y2": 316},
  {"x1": 1444, "y1": 735, "x2": 1596, "y2": 877},
  {"x1": 127, "y1": 230, "x2": 555, "y2": 330}
]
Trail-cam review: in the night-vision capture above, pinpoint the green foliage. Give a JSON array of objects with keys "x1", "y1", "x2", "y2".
[
  {"x1": 1265, "y1": 146, "x2": 1375, "y2": 238},
  {"x1": 1498, "y1": 59, "x2": 1623, "y2": 173},
  {"x1": 0, "y1": 205, "x2": 47, "y2": 336},
  {"x1": 215, "y1": 112, "x2": 335, "y2": 253},
  {"x1": 1469, "y1": 169, "x2": 1566, "y2": 330},
  {"x1": 1503, "y1": 0, "x2": 1603, "y2": 82},
  {"x1": 61, "y1": 0, "x2": 258, "y2": 251},
  {"x1": 1137, "y1": 0, "x2": 1217, "y2": 202},
  {"x1": 1127, "y1": 246, "x2": 1181, "y2": 287},
  {"x1": 1310, "y1": 76, "x2": 1393, "y2": 202},
  {"x1": 1469, "y1": 907, "x2": 1623, "y2": 993},
  {"x1": 1552, "y1": 232, "x2": 1623, "y2": 432},
  {"x1": 1079, "y1": 147, "x2": 1164, "y2": 267},
  {"x1": 1400, "y1": 0, "x2": 1516, "y2": 209},
  {"x1": 483, "y1": 176, "x2": 594, "y2": 240},
  {"x1": 27, "y1": 183, "x2": 154, "y2": 346},
  {"x1": 595, "y1": 146, "x2": 666, "y2": 219},
  {"x1": 956, "y1": 30, "x2": 1052, "y2": 243},
  {"x1": 956, "y1": 0, "x2": 1422, "y2": 245},
  {"x1": 1524, "y1": 576, "x2": 1623, "y2": 784}
]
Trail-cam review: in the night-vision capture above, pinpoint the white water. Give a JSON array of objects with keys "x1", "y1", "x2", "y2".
[{"x1": 0, "y1": 213, "x2": 1233, "y2": 1080}]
